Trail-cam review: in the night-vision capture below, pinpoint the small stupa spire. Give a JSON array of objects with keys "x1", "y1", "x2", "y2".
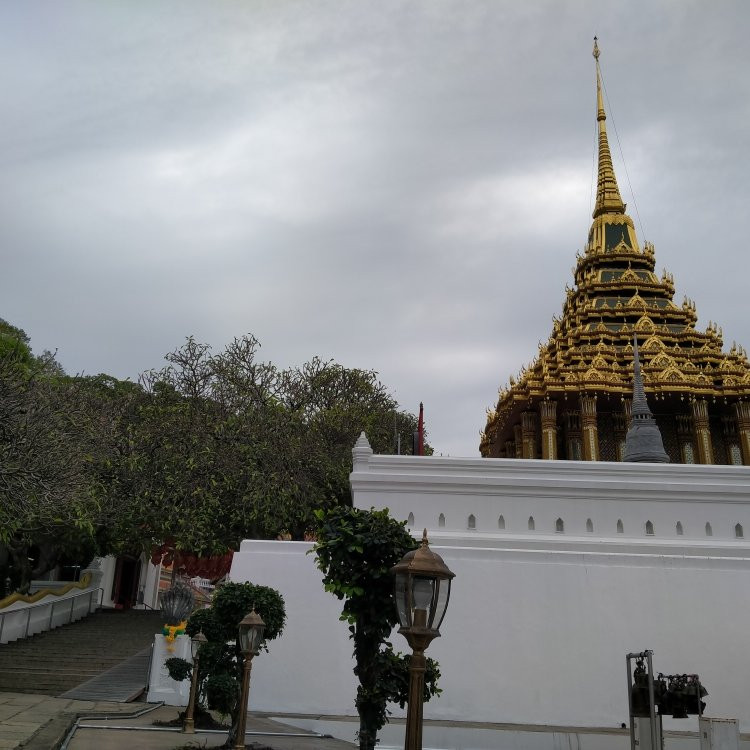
[
  {"x1": 592, "y1": 38, "x2": 626, "y2": 219},
  {"x1": 623, "y1": 336, "x2": 669, "y2": 463}
]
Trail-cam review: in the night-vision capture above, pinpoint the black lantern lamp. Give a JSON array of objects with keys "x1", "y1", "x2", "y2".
[
  {"x1": 191, "y1": 630, "x2": 208, "y2": 658},
  {"x1": 234, "y1": 608, "x2": 266, "y2": 750},
  {"x1": 392, "y1": 529, "x2": 455, "y2": 750},
  {"x1": 392, "y1": 529, "x2": 454, "y2": 648},
  {"x1": 238, "y1": 608, "x2": 265, "y2": 656},
  {"x1": 184, "y1": 631, "x2": 208, "y2": 734}
]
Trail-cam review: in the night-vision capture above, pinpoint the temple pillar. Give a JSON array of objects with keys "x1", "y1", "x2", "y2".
[
  {"x1": 513, "y1": 425, "x2": 523, "y2": 459},
  {"x1": 580, "y1": 395, "x2": 599, "y2": 461},
  {"x1": 540, "y1": 401, "x2": 558, "y2": 460},
  {"x1": 733, "y1": 402, "x2": 750, "y2": 465},
  {"x1": 691, "y1": 399, "x2": 713, "y2": 464},
  {"x1": 521, "y1": 411, "x2": 537, "y2": 459}
]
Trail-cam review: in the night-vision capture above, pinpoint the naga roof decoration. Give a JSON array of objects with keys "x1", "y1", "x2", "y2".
[{"x1": 480, "y1": 39, "x2": 750, "y2": 457}]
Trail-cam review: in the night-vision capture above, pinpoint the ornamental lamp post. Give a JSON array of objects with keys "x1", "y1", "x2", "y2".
[
  {"x1": 183, "y1": 630, "x2": 208, "y2": 733},
  {"x1": 391, "y1": 529, "x2": 455, "y2": 750},
  {"x1": 234, "y1": 608, "x2": 265, "y2": 750}
]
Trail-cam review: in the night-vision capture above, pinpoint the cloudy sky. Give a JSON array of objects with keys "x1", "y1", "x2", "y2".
[{"x1": 2, "y1": 1, "x2": 748, "y2": 457}]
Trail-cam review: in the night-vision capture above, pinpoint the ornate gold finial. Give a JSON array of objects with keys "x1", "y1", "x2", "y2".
[{"x1": 592, "y1": 38, "x2": 625, "y2": 219}]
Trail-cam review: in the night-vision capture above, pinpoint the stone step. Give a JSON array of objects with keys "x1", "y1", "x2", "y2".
[{"x1": 0, "y1": 608, "x2": 165, "y2": 697}]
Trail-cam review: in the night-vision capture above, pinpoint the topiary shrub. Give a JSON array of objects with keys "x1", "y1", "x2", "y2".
[{"x1": 165, "y1": 581, "x2": 285, "y2": 748}]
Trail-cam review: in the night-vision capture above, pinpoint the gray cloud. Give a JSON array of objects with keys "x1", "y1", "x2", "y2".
[{"x1": 2, "y1": 0, "x2": 749, "y2": 457}]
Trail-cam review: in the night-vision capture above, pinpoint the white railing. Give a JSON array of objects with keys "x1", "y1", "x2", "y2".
[{"x1": 0, "y1": 587, "x2": 103, "y2": 644}]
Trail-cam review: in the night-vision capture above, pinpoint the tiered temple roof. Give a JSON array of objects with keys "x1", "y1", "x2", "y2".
[{"x1": 480, "y1": 39, "x2": 750, "y2": 465}]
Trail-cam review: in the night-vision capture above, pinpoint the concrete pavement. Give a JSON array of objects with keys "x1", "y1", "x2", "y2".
[
  {"x1": 0, "y1": 693, "x2": 355, "y2": 750},
  {"x1": 0, "y1": 692, "x2": 141, "y2": 749}
]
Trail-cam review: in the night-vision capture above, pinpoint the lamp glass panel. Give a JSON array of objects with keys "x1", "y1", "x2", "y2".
[
  {"x1": 412, "y1": 576, "x2": 434, "y2": 614},
  {"x1": 247, "y1": 625, "x2": 264, "y2": 655},
  {"x1": 394, "y1": 573, "x2": 409, "y2": 627},
  {"x1": 191, "y1": 638, "x2": 201, "y2": 659},
  {"x1": 432, "y1": 579, "x2": 451, "y2": 630},
  {"x1": 238, "y1": 626, "x2": 250, "y2": 654}
]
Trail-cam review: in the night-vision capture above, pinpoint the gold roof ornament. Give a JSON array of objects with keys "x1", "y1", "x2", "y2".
[
  {"x1": 479, "y1": 39, "x2": 750, "y2": 461},
  {"x1": 592, "y1": 37, "x2": 626, "y2": 220}
]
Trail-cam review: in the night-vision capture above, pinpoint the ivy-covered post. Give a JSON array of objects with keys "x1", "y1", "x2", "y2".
[{"x1": 313, "y1": 506, "x2": 441, "y2": 750}]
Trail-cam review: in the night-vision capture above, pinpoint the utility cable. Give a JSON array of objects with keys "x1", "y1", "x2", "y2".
[{"x1": 600, "y1": 68, "x2": 648, "y2": 242}]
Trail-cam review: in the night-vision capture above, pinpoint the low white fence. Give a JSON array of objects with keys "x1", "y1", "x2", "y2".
[{"x1": 0, "y1": 586, "x2": 103, "y2": 644}]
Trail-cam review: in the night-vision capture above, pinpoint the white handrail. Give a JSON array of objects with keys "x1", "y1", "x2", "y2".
[{"x1": 0, "y1": 587, "x2": 103, "y2": 644}]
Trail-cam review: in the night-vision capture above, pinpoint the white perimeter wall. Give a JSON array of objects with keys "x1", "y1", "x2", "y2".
[{"x1": 230, "y1": 440, "x2": 750, "y2": 731}]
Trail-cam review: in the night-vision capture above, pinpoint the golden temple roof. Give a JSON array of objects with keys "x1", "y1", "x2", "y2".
[{"x1": 480, "y1": 40, "x2": 750, "y2": 457}]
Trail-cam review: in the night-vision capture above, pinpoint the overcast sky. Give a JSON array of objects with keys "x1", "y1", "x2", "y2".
[{"x1": 2, "y1": 1, "x2": 749, "y2": 457}]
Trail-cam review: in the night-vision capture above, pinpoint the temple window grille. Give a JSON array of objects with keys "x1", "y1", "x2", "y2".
[
  {"x1": 705, "y1": 522, "x2": 713, "y2": 537},
  {"x1": 555, "y1": 518, "x2": 564, "y2": 533},
  {"x1": 586, "y1": 518, "x2": 594, "y2": 533},
  {"x1": 498, "y1": 515, "x2": 505, "y2": 530},
  {"x1": 569, "y1": 439, "x2": 582, "y2": 460},
  {"x1": 407, "y1": 512, "x2": 414, "y2": 527},
  {"x1": 682, "y1": 443, "x2": 695, "y2": 464},
  {"x1": 736, "y1": 523, "x2": 744, "y2": 539},
  {"x1": 438, "y1": 513, "x2": 445, "y2": 528},
  {"x1": 676, "y1": 521, "x2": 683, "y2": 536},
  {"x1": 616, "y1": 441, "x2": 626, "y2": 462},
  {"x1": 730, "y1": 444, "x2": 742, "y2": 466},
  {"x1": 617, "y1": 519, "x2": 624, "y2": 534},
  {"x1": 468, "y1": 514, "x2": 476, "y2": 530},
  {"x1": 528, "y1": 516, "x2": 535, "y2": 531},
  {"x1": 645, "y1": 520, "x2": 654, "y2": 536}
]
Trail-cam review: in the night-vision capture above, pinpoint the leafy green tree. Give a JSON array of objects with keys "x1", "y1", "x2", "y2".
[
  {"x1": 0, "y1": 338, "x2": 107, "y2": 591},
  {"x1": 0, "y1": 320, "x2": 433, "y2": 587},
  {"x1": 166, "y1": 581, "x2": 285, "y2": 748},
  {"x1": 313, "y1": 506, "x2": 441, "y2": 750},
  {"x1": 108, "y1": 335, "x2": 429, "y2": 561},
  {"x1": 0, "y1": 318, "x2": 148, "y2": 593}
]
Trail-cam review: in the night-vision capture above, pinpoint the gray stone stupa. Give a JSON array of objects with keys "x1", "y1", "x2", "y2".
[{"x1": 623, "y1": 336, "x2": 670, "y2": 463}]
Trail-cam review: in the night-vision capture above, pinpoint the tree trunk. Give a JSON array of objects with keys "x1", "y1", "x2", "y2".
[
  {"x1": 358, "y1": 714, "x2": 376, "y2": 750},
  {"x1": 222, "y1": 698, "x2": 241, "y2": 748},
  {"x1": 10, "y1": 543, "x2": 32, "y2": 594}
]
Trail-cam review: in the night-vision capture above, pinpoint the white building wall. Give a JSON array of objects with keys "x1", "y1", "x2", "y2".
[
  {"x1": 230, "y1": 441, "x2": 750, "y2": 732},
  {"x1": 98, "y1": 556, "x2": 117, "y2": 608},
  {"x1": 229, "y1": 540, "x2": 358, "y2": 714}
]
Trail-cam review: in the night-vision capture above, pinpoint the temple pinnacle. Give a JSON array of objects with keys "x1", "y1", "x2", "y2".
[
  {"x1": 623, "y1": 336, "x2": 669, "y2": 463},
  {"x1": 592, "y1": 38, "x2": 626, "y2": 219}
]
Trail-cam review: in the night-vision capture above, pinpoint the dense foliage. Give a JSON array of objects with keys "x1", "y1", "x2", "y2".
[
  {"x1": 0, "y1": 319, "x2": 429, "y2": 594},
  {"x1": 0, "y1": 319, "x2": 114, "y2": 592},
  {"x1": 107, "y1": 334, "x2": 429, "y2": 559},
  {"x1": 313, "y1": 506, "x2": 441, "y2": 750},
  {"x1": 165, "y1": 581, "x2": 285, "y2": 748}
]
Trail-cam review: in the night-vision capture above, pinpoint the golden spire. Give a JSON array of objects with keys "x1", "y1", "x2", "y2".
[{"x1": 592, "y1": 38, "x2": 625, "y2": 219}]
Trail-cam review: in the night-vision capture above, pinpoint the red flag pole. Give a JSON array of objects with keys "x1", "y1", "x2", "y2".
[{"x1": 418, "y1": 402, "x2": 424, "y2": 456}]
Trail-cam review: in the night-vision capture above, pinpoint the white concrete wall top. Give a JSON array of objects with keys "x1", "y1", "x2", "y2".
[{"x1": 351, "y1": 435, "x2": 750, "y2": 546}]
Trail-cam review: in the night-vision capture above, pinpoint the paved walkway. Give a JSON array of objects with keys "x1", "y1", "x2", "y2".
[
  {"x1": 0, "y1": 692, "x2": 140, "y2": 749},
  {"x1": 0, "y1": 693, "x2": 355, "y2": 750},
  {"x1": 59, "y1": 648, "x2": 152, "y2": 702}
]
